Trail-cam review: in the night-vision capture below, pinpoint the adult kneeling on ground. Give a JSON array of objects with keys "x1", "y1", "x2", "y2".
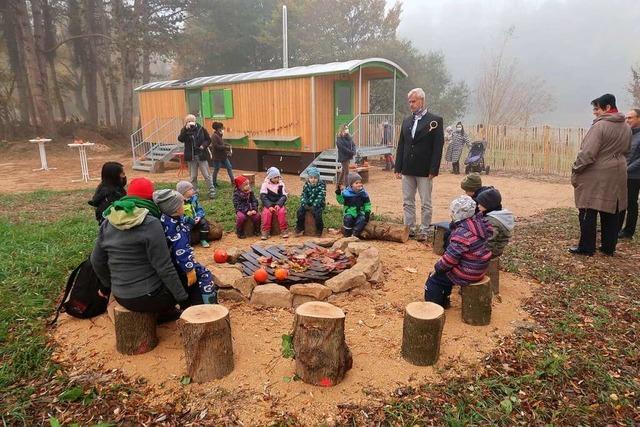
[{"x1": 91, "y1": 177, "x2": 191, "y2": 317}]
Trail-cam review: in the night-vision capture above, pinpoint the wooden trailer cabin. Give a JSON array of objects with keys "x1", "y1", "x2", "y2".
[{"x1": 131, "y1": 58, "x2": 407, "y2": 182}]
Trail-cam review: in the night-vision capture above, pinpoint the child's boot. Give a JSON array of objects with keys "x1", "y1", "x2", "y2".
[
  {"x1": 295, "y1": 229, "x2": 304, "y2": 237},
  {"x1": 200, "y1": 239, "x2": 210, "y2": 248},
  {"x1": 261, "y1": 231, "x2": 269, "y2": 240},
  {"x1": 202, "y1": 292, "x2": 218, "y2": 304}
]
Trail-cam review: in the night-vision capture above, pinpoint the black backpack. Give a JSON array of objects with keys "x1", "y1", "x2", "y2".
[{"x1": 50, "y1": 258, "x2": 109, "y2": 324}]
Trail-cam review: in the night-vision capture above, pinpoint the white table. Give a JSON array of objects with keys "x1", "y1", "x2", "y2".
[
  {"x1": 67, "y1": 142, "x2": 98, "y2": 183},
  {"x1": 29, "y1": 138, "x2": 56, "y2": 171}
]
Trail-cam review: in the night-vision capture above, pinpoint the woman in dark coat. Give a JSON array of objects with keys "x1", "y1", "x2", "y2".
[
  {"x1": 88, "y1": 162, "x2": 126, "y2": 224},
  {"x1": 210, "y1": 121, "x2": 235, "y2": 187},
  {"x1": 177, "y1": 114, "x2": 216, "y2": 199},
  {"x1": 336, "y1": 124, "x2": 356, "y2": 187}
]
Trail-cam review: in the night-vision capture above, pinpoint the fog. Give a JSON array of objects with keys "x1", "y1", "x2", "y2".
[{"x1": 395, "y1": 0, "x2": 640, "y2": 127}]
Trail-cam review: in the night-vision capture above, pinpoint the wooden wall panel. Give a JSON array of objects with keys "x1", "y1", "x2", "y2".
[{"x1": 138, "y1": 90, "x2": 186, "y2": 140}]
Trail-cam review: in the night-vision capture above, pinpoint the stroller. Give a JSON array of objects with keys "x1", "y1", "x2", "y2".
[{"x1": 464, "y1": 140, "x2": 490, "y2": 174}]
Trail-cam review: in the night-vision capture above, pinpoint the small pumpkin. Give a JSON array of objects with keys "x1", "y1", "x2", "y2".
[
  {"x1": 213, "y1": 249, "x2": 228, "y2": 263},
  {"x1": 253, "y1": 268, "x2": 269, "y2": 283},
  {"x1": 274, "y1": 268, "x2": 289, "y2": 281}
]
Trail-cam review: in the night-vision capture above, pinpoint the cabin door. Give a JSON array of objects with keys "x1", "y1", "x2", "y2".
[
  {"x1": 334, "y1": 80, "x2": 354, "y2": 135},
  {"x1": 185, "y1": 89, "x2": 203, "y2": 124}
]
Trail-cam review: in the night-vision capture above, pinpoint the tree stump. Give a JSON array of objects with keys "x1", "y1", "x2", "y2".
[
  {"x1": 432, "y1": 222, "x2": 450, "y2": 255},
  {"x1": 190, "y1": 221, "x2": 223, "y2": 243},
  {"x1": 292, "y1": 301, "x2": 352, "y2": 386},
  {"x1": 460, "y1": 276, "x2": 492, "y2": 326},
  {"x1": 270, "y1": 213, "x2": 281, "y2": 236},
  {"x1": 242, "y1": 173, "x2": 256, "y2": 188},
  {"x1": 114, "y1": 304, "x2": 158, "y2": 355},
  {"x1": 177, "y1": 305, "x2": 234, "y2": 382},
  {"x1": 242, "y1": 217, "x2": 256, "y2": 236},
  {"x1": 401, "y1": 302, "x2": 445, "y2": 366},
  {"x1": 360, "y1": 220, "x2": 409, "y2": 243},
  {"x1": 303, "y1": 209, "x2": 319, "y2": 236},
  {"x1": 487, "y1": 258, "x2": 500, "y2": 295}
]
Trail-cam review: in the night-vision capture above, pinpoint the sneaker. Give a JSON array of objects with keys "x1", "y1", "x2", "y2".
[
  {"x1": 281, "y1": 231, "x2": 289, "y2": 238},
  {"x1": 415, "y1": 233, "x2": 428, "y2": 242},
  {"x1": 618, "y1": 231, "x2": 633, "y2": 240},
  {"x1": 408, "y1": 227, "x2": 417, "y2": 238},
  {"x1": 261, "y1": 232, "x2": 269, "y2": 240},
  {"x1": 295, "y1": 229, "x2": 304, "y2": 237},
  {"x1": 236, "y1": 232, "x2": 246, "y2": 239},
  {"x1": 200, "y1": 240, "x2": 210, "y2": 248}
]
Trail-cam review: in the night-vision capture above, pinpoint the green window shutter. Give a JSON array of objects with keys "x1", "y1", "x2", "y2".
[
  {"x1": 223, "y1": 89, "x2": 234, "y2": 118},
  {"x1": 201, "y1": 90, "x2": 212, "y2": 118}
]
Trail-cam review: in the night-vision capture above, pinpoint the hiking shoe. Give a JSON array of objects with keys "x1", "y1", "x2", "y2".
[
  {"x1": 236, "y1": 232, "x2": 246, "y2": 239},
  {"x1": 200, "y1": 240, "x2": 210, "y2": 248},
  {"x1": 261, "y1": 232, "x2": 269, "y2": 240},
  {"x1": 295, "y1": 229, "x2": 304, "y2": 237},
  {"x1": 281, "y1": 231, "x2": 289, "y2": 238}
]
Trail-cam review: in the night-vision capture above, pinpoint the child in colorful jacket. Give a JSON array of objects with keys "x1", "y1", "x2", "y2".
[
  {"x1": 232, "y1": 175, "x2": 260, "y2": 238},
  {"x1": 295, "y1": 167, "x2": 326, "y2": 237},
  {"x1": 176, "y1": 180, "x2": 211, "y2": 247},
  {"x1": 425, "y1": 195, "x2": 492, "y2": 308},
  {"x1": 259, "y1": 167, "x2": 289, "y2": 239},
  {"x1": 335, "y1": 172, "x2": 372, "y2": 238},
  {"x1": 153, "y1": 189, "x2": 217, "y2": 305}
]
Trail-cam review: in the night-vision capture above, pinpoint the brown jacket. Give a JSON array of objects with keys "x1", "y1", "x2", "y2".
[
  {"x1": 571, "y1": 113, "x2": 631, "y2": 213},
  {"x1": 211, "y1": 132, "x2": 230, "y2": 161}
]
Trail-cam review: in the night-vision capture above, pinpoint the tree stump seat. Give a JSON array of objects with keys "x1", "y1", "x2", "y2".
[
  {"x1": 113, "y1": 303, "x2": 158, "y2": 355},
  {"x1": 487, "y1": 258, "x2": 500, "y2": 295},
  {"x1": 461, "y1": 275, "x2": 492, "y2": 326},
  {"x1": 401, "y1": 301, "x2": 445, "y2": 366}
]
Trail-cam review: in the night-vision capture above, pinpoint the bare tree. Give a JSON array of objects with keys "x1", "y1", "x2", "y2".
[
  {"x1": 476, "y1": 27, "x2": 554, "y2": 126},
  {"x1": 630, "y1": 66, "x2": 640, "y2": 107}
]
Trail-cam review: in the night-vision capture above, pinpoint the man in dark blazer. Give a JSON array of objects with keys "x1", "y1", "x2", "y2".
[{"x1": 394, "y1": 88, "x2": 445, "y2": 241}]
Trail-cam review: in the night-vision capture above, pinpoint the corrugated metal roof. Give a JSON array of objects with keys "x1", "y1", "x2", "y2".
[{"x1": 135, "y1": 58, "x2": 407, "y2": 92}]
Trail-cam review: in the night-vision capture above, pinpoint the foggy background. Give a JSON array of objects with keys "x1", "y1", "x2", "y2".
[{"x1": 395, "y1": 0, "x2": 640, "y2": 127}]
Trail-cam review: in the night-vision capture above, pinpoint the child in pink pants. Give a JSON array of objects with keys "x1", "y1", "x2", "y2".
[{"x1": 259, "y1": 167, "x2": 289, "y2": 239}]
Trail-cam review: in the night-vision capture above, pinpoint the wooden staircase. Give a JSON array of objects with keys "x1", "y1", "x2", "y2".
[{"x1": 130, "y1": 117, "x2": 183, "y2": 173}]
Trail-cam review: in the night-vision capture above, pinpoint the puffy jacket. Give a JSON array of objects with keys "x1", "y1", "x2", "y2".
[
  {"x1": 300, "y1": 181, "x2": 326, "y2": 208},
  {"x1": 233, "y1": 188, "x2": 259, "y2": 213},
  {"x1": 336, "y1": 187, "x2": 371, "y2": 218},
  {"x1": 485, "y1": 209, "x2": 515, "y2": 258}
]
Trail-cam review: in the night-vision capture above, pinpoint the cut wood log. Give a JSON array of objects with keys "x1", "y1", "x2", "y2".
[
  {"x1": 292, "y1": 301, "x2": 352, "y2": 386},
  {"x1": 360, "y1": 220, "x2": 409, "y2": 243},
  {"x1": 304, "y1": 209, "x2": 319, "y2": 236},
  {"x1": 177, "y1": 305, "x2": 234, "y2": 382},
  {"x1": 242, "y1": 217, "x2": 256, "y2": 237},
  {"x1": 270, "y1": 214, "x2": 281, "y2": 236},
  {"x1": 487, "y1": 258, "x2": 500, "y2": 295},
  {"x1": 461, "y1": 276, "x2": 492, "y2": 326},
  {"x1": 114, "y1": 304, "x2": 158, "y2": 355},
  {"x1": 190, "y1": 221, "x2": 223, "y2": 243},
  {"x1": 432, "y1": 222, "x2": 450, "y2": 255},
  {"x1": 401, "y1": 302, "x2": 445, "y2": 366}
]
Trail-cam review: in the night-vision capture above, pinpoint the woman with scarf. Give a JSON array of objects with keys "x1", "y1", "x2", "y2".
[
  {"x1": 445, "y1": 122, "x2": 471, "y2": 174},
  {"x1": 91, "y1": 177, "x2": 195, "y2": 317}
]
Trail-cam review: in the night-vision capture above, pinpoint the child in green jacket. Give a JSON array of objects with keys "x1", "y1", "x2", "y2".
[
  {"x1": 335, "y1": 172, "x2": 371, "y2": 237},
  {"x1": 295, "y1": 167, "x2": 326, "y2": 236}
]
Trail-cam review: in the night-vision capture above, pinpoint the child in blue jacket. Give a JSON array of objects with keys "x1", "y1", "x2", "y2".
[{"x1": 176, "y1": 180, "x2": 211, "y2": 247}]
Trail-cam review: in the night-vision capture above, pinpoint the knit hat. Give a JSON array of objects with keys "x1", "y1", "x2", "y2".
[
  {"x1": 450, "y1": 195, "x2": 477, "y2": 223},
  {"x1": 176, "y1": 180, "x2": 194, "y2": 195},
  {"x1": 347, "y1": 172, "x2": 362, "y2": 187},
  {"x1": 234, "y1": 175, "x2": 249, "y2": 189},
  {"x1": 306, "y1": 166, "x2": 320, "y2": 178},
  {"x1": 153, "y1": 189, "x2": 184, "y2": 216},
  {"x1": 127, "y1": 177, "x2": 154, "y2": 200},
  {"x1": 460, "y1": 173, "x2": 482, "y2": 192},
  {"x1": 266, "y1": 167, "x2": 281, "y2": 181},
  {"x1": 476, "y1": 188, "x2": 502, "y2": 211}
]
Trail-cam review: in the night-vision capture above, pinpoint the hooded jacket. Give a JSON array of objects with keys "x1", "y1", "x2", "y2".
[
  {"x1": 435, "y1": 213, "x2": 492, "y2": 286},
  {"x1": 91, "y1": 207, "x2": 188, "y2": 302},
  {"x1": 336, "y1": 186, "x2": 372, "y2": 218},
  {"x1": 88, "y1": 184, "x2": 126, "y2": 224},
  {"x1": 300, "y1": 180, "x2": 326, "y2": 208},
  {"x1": 260, "y1": 178, "x2": 288, "y2": 207},
  {"x1": 485, "y1": 209, "x2": 515, "y2": 258},
  {"x1": 233, "y1": 187, "x2": 259, "y2": 213}
]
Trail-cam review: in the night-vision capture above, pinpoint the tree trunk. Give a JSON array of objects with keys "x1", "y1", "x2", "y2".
[
  {"x1": 487, "y1": 258, "x2": 500, "y2": 295},
  {"x1": 292, "y1": 301, "x2": 352, "y2": 386},
  {"x1": 360, "y1": 220, "x2": 409, "y2": 243},
  {"x1": 109, "y1": 66, "x2": 122, "y2": 128},
  {"x1": 83, "y1": 0, "x2": 99, "y2": 126},
  {"x1": 303, "y1": 209, "x2": 319, "y2": 236},
  {"x1": 177, "y1": 305, "x2": 234, "y2": 382},
  {"x1": 401, "y1": 301, "x2": 445, "y2": 366},
  {"x1": 114, "y1": 303, "x2": 158, "y2": 355},
  {"x1": 142, "y1": 45, "x2": 151, "y2": 84},
  {"x1": 29, "y1": 0, "x2": 54, "y2": 123},
  {"x1": 42, "y1": 0, "x2": 66, "y2": 121},
  {"x1": 461, "y1": 275, "x2": 492, "y2": 326},
  {"x1": 1, "y1": 9, "x2": 32, "y2": 123},
  {"x1": 432, "y1": 223, "x2": 449, "y2": 255},
  {"x1": 98, "y1": 69, "x2": 111, "y2": 127},
  {"x1": 66, "y1": 0, "x2": 87, "y2": 121}
]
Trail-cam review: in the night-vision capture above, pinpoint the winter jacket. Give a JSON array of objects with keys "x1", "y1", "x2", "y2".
[
  {"x1": 91, "y1": 207, "x2": 188, "y2": 303},
  {"x1": 211, "y1": 131, "x2": 231, "y2": 161},
  {"x1": 260, "y1": 179, "x2": 288, "y2": 208},
  {"x1": 233, "y1": 188, "x2": 259, "y2": 213},
  {"x1": 395, "y1": 111, "x2": 445, "y2": 177},
  {"x1": 88, "y1": 184, "x2": 126, "y2": 224},
  {"x1": 435, "y1": 213, "x2": 492, "y2": 286},
  {"x1": 336, "y1": 187, "x2": 372, "y2": 218},
  {"x1": 571, "y1": 113, "x2": 631, "y2": 213},
  {"x1": 627, "y1": 128, "x2": 640, "y2": 180},
  {"x1": 484, "y1": 209, "x2": 515, "y2": 258},
  {"x1": 178, "y1": 123, "x2": 212, "y2": 162},
  {"x1": 183, "y1": 194, "x2": 206, "y2": 228},
  {"x1": 159, "y1": 213, "x2": 214, "y2": 295},
  {"x1": 445, "y1": 131, "x2": 470, "y2": 163},
  {"x1": 336, "y1": 134, "x2": 356, "y2": 162},
  {"x1": 300, "y1": 181, "x2": 326, "y2": 208}
]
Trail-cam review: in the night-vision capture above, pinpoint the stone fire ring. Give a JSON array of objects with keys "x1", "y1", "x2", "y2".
[{"x1": 209, "y1": 237, "x2": 383, "y2": 309}]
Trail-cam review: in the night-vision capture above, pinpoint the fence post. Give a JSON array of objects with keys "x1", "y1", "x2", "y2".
[{"x1": 542, "y1": 125, "x2": 551, "y2": 174}]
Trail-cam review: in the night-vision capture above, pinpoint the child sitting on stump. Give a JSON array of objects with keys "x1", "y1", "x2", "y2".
[
  {"x1": 295, "y1": 167, "x2": 326, "y2": 237},
  {"x1": 335, "y1": 172, "x2": 372, "y2": 238},
  {"x1": 233, "y1": 175, "x2": 260, "y2": 238},
  {"x1": 476, "y1": 188, "x2": 515, "y2": 258},
  {"x1": 425, "y1": 195, "x2": 492, "y2": 308},
  {"x1": 460, "y1": 173, "x2": 494, "y2": 202},
  {"x1": 176, "y1": 180, "x2": 211, "y2": 247},
  {"x1": 153, "y1": 189, "x2": 217, "y2": 305},
  {"x1": 260, "y1": 167, "x2": 289, "y2": 240}
]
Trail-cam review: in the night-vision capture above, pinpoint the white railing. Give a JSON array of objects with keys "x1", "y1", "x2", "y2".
[
  {"x1": 346, "y1": 113, "x2": 395, "y2": 149},
  {"x1": 130, "y1": 117, "x2": 183, "y2": 164}
]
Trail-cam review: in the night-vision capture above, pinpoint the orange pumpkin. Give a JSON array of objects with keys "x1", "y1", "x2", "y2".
[
  {"x1": 253, "y1": 268, "x2": 269, "y2": 283},
  {"x1": 213, "y1": 249, "x2": 228, "y2": 263},
  {"x1": 274, "y1": 268, "x2": 289, "y2": 281}
]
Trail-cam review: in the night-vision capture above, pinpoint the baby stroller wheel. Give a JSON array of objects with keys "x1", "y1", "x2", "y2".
[{"x1": 485, "y1": 165, "x2": 490, "y2": 175}]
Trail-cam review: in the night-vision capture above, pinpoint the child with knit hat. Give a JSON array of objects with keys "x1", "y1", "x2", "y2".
[
  {"x1": 476, "y1": 188, "x2": 515, "y2": 258},
  {"x1": 259, "y1": 167, "x2": 289, "y2": 240},
  {"x1": 233, "y1": 175, "x2": 260, "y2": 238},
  {"x1": 335, "y1": 172, "x2": 372, "y2": 238},
  {"x1": 153, "y1": 189, "x2": 217, "y2": 305},
  {"x1": 295, "y1": 167, "x2": 327, "y2": 237},
  {"x1": 176, "y1": 180, "x2": 211, "y2": 247},
  {"x1": 424, "y1": 195, "x2": 492, "y2": 308},
  {"x1": 460, "y1": 173, "x2": 494, "y2": 201}
]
